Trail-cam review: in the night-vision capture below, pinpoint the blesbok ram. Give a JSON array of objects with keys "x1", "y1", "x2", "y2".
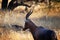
[{"x1": 23, "y1": 10, "x2": 57, "y2": 40}]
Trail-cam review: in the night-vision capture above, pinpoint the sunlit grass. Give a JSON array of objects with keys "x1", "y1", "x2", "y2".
[{"x1": 0, "y1": 27, "x2": 34, "y2": 40}]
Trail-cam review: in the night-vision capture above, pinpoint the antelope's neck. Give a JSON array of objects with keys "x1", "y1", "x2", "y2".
[
  {"x1": 26, "y1": 19, "x2": 37, "y2": 36},
  {"x1": 29, "y1": 24, "x2": 37, "y2": 35}
]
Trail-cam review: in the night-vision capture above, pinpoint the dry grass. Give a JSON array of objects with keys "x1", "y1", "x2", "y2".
[
  {"x1": 0, "y1": 27, "x2": 34, "y2": 40},
  {"x1": 54, "y1": 30, "x2": 60, "y2": 40},
  {"x1": 0, "y1": 27, "x2": 60, "y2": 40}
]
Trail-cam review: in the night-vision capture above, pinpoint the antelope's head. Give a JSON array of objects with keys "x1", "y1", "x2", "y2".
[{"x1": 23, "y1": 10, "x2": 35, "y2": 30}]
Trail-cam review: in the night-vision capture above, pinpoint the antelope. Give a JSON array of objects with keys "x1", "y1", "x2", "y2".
[{"x1": 23, "y1": 10, "x2": 57, "y2": 40}]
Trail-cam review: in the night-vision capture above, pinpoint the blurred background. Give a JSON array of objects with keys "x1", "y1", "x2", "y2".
[{"x1": 0, "y1": 0, "x2": 60, "y2": 40}]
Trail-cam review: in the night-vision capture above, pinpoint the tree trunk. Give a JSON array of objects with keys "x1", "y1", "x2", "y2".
[{"x1": 1, "y1": 0, "x2": 8, "y2": 10}]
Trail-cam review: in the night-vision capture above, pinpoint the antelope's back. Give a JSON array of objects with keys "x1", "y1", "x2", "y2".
[{"x1": 34, "y1": 27, "x2": 57, "y2": 40}]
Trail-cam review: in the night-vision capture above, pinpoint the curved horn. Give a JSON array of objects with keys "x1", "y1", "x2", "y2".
[{"x1": 26, "y1": 10, "x2": 33, "y2": 20}]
